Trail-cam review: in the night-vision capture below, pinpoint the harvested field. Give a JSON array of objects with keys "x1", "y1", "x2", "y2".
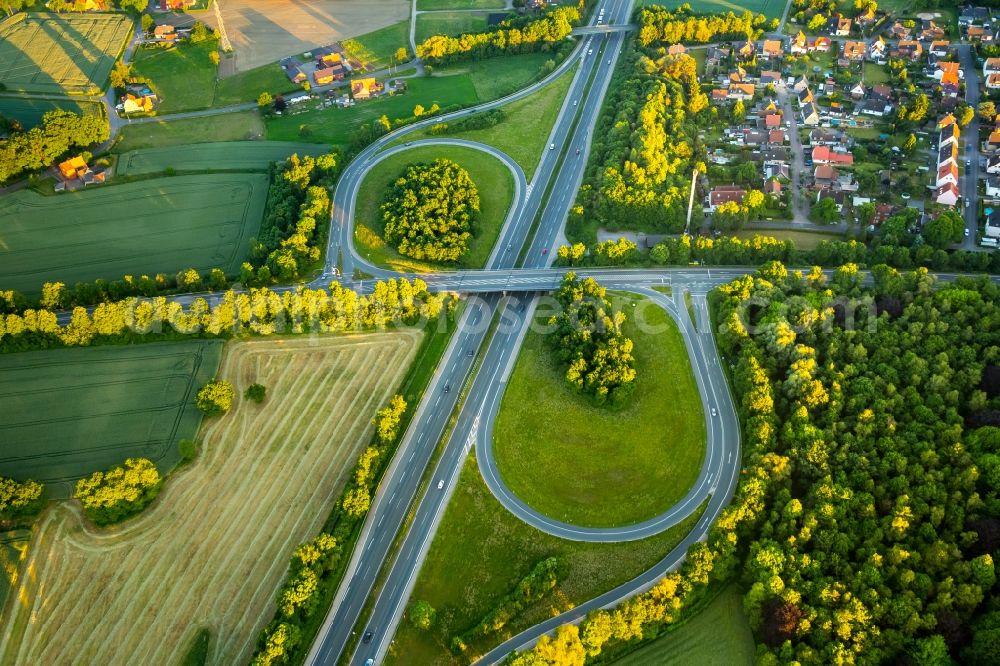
[
  {"x1": 0, "y1": 174, "x2": 267, "y2": 294},
  {"x1": 0, "y1": 96, "x2": 103, "y2": 129},
  {"x1": 0, "y1": 342, "x2": 222, "y2": 498},
  {"x1": 115, "y1": 141, "x2": 332, "y2": 176},
  {"x1": 0, "y1": 530, "x2": 30, "y2": 612},
  {"x1": 0, "y1": 332, "x2": 420, "y2": 666},
  {"x1": 0, "y1": 13, "x2": 132, "y2": 95},
  {"x1": 200, "y1": 0, "x2": 409, "y2": 73}
]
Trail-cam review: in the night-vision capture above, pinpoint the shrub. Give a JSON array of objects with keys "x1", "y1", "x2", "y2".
[
  {"x1": 74, "y1": 458, "x2": 162, "y2": 526},
  {"x1": 196, "y1": 379, "x2": 235, "y2": 416},
  {"x1": 409, "y1": 600, "x2": 437, "y2": 630},
  {"x1": 244, "y1": 383, "x2": 267, "y2": 403},
  {"x1": 178, "y1": 439, "x2": 198, "y2": 464},
  {"x1": 0, "y1": 476, "x2": 45, "y2": 521}
]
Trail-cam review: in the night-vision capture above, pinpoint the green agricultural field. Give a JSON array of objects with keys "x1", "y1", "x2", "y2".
[
  {"x1": 494, "y1": 293, "x2": 706, "y2": 527},
  {"x1": 0, "y1": 174, "x2": 268, "y2": 294},
  {"x1": 415, "y1": 11, "x2": 490, "y2": 43},
  {"x1": 417, "y1": 0, "x2": 504, "y2": 9},
  {"x1": 0, "y1": 97, "x2": 104, "y2": 129},
  {"x1": 115, "y1": 141, "x2": 332, "y2": 176},
  {"x1": 614, "y1": 586, "x2": 755, "y2": 665},
  {"x1": 354, "y1": 145, "x2": 513, "y2": 272},
  {"x1": 386, "y1": 458, "x2": 706, "y2": 665},
  {"x1": 398, "y1": 60, "x2": 574, "y2": 176},
  {"x1": 342, "y1": 21, "x2": 412, "y2": 70},
  {"x1": 0, "y1": 13, "x2": 132, "y2": 95},
  {"x1": 637, "y1": 0, "x2": 785, "y2": 19},
  {"x1": 132, "y1": 40, "x2": 220, "y2": 113},
  {"x1": 0, "y1": 341, "x2": 223, "y2": 498},
  {"x1": 214, "y1": 62, "x2": 296, "y2": 106},
  {"x1": 113, "y1": 111, "x2": 265, "y2": 152}
]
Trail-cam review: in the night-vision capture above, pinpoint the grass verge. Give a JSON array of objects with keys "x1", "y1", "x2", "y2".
[
  {"x1": 415, "y1": 12, "x2": 489, "y2": 43},
  {"x1": 493, "y1": 293, "x2": 706, "y2": 527},
  {"x1": 353, "y1": 145, "x2": 514, "y2": 272},
  {"x1": 386, "y1": 456, "x2": 708, "y2": 665}
]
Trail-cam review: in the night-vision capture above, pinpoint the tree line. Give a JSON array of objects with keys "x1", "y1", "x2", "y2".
[
  {"x1": 0, "y1": 109, "x2": 109, "y2": 183},
  {"x1": 636, "y1": 5, "x2": 767, "y2": 47},
  {"x1": 381, "y1": 159, "x2": 480, "y2": 263},
  {"x1": 74, "y1": 457, "x2": 162, "y2": 526},
  {"x1": 548, "y1": 273, "x2": 636, "y2": 406},
  {"x1": 0, "y1": 476, "x2": 44, "y2": 523},
  {"x1": 0, "y1": 278, "x2": 454, "y2": 354},
  {"x1": 416, "y1": 5, "x2": 581, "y2": 65},
  {"x1": 509, "y1": 263, "x2": 1000, "y2": 665}
]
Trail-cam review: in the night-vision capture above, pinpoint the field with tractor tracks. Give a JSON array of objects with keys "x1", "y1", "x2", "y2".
[
  {"x1": 0, "y1": 332, "x2": 419, "y2": 666},
  {"x1": 114, "y1": 141, "x2": 332, "y2": 176},
  {"x1": 0, "y1": 173, "x2": 267, "y2": 294}
]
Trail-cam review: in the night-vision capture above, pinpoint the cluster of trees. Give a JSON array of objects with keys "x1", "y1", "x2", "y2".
[
  {"x1": 0, "y1": 109, "x2": 109, "y2": 183},
  {"x1": 451, "y1": 557, "x2": 563, "y2": 654},
  {"x1": 74, "y1": 458, "x2": 162, "y2": 526},
  {"x1": 0, "y1": 0, "x2": 146, "y2": 14},
  {"x1": 0, "y1": 278, "x2": 454, "y2": 354},
  {"x1": 0, "y1": 476, "x2": 44, "y2": 522},
  {"x1": 636, "y1": 5, "x2": 766, "y2": 47},
  {"x1": 196, "y1": 379, "x2": 235, "y2": 416},
  {"x1": 576, "y1": 48, "x2": 705, "y2": 235},
  {"x1": 245, "y1": 383, "x2": 266, "y2": 403},
  {"x1": 409, "y1": 600, "x2": 437, "y2": 630},
  {"x1": 415, "y1": 6, "x2": 580, "y2": 65},
  {"x1": 374, "y1": 394, "x2": 407, "y2": 445},
  {"x1": 548, "y1": 273, "x2": 636, "y2": 405},
  {"x1": 251, "y1": 153, "x2": 338, "y2": 283},
  {"x1": 253, "y1": 533, "x2": 340, "y2": 666},
  {"x1": 431, "y1": 108, "x2": 506, "y2": 137},
  {"x1": 556, "y1": 237, "x2": 638, "y2": 266},
  {"x1": 713, "y1": 190, "x2": 766, "y2": 231},
  {"x1": 343, "y1": 394, "x2": 407, "y2": 517},
  {"x1": 381, "y1": 159, "x2": 479, "y2": 262},
  {"x1": 512, "y1": 263, "x2": 1000, "y2": 665}
]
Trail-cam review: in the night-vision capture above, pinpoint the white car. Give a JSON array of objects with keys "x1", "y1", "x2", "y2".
[
  {"x1": 549, "y1": 143, "x2": 555, "y2": 150},
  {"x1": 711, "y1": 407, "x2": 717, "y2": 417},
  {"x1": 437, "y1": 480, "x2": 444, "y2": 490},
  {"x1": 573, "y1": 100, "x2": 578, "y2": 106},
  {"x1": 965, "y1": 228, "x2": 971, "y2": 236},
  {"x1": 587, "y1": 48, "x2": 593, "y2": 55}
]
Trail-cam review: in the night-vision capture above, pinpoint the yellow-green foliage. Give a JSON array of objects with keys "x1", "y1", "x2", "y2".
[
  {"x1": 0, "y1": 476, "x2": 44, "y2": 520},
  {"x1": 74, "y1": 458, "x2": 162, "y2": 526},
  {"x1": 196, "y1": 379, "x2": 235, "y2": 416}
]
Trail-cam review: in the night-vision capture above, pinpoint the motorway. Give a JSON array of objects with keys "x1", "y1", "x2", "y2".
[{"x1": 306, "y1": 0, "x2": 637, "y2": 664}]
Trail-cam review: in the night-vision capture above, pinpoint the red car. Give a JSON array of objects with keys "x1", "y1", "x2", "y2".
[{"x1": 542, "y1": 248, "x2": 548, "y2": 255}]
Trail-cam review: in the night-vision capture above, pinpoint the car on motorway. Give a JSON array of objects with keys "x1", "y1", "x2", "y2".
[
  {"x1": 366, "y1": 660, "x2": 374, "y2": 666},
  {"x1": 549, "y1": 143, "x2": 555, "y2": 150},
  {"x1": 587, "y1": 48, "x2": 593, "y2": 55},
  {"x1": 575, "y1": 148, "x2": 580, "y2": 155},
  {"x1": 437, "y1": 480, "x2": 444, "y2": 490},
  {"x1": 444, "y1": 384, "x2": 450, "y2": 393},
  {"x1": 711, "y1": 407, "x2": 717, "y2": 417},
  {"x1": 542, "y1": 248, "x2": 548, "y2": 255},
  {"x1": 363, "y1": 631, "x2": 373, "y2": 644},
  {"x1": 967, "y1": 159, "x2": 972, "y2": 167},
  {"x1": 467, "y1": 348, "x2": 473, "y2": 357},
  {"x1": 573, "y1": 100, "x2": 577, "y2": 106}
]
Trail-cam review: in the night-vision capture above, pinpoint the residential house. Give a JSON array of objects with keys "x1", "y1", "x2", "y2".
[
  {"x1": 707, "y1": 185, "x2": 746, "y2": 211},
  {"x1": 812, "y1": 145, "x2": 854, "y2": 165},
  {"x1": 935, "y1": 182, "x2": 960, "y2": 206},
  {"x1": 809, "y1": 128, "x2": 849, "y2": 146},
  {"x1": 280, "y1": 59, "x2": 306, "y2": 84},
  {"x1": 764, "y1": 178, "x2": 782, "y2": 195},
  {"x1": 812, "y1": 36, "x2": 832, "y2": 52},
  {"x1": 986, "y1": 177, "x2": 1000, "y2": 197},
  {"x1": 797, "y1": 87, "x2": 815, "y2": 105},
  {"x1": 816, "y1": 189, "x2": 846, "y2": 210},
  {"x1": 895, "y1": 40, "x2": 923, "y2": 59},
  {"x1": 988, "y1": 73, "x2": 1000, "y2": 89},
  {"x1": 987, "y1": 154, "x2": 1000, "y2": 174},
  {"x1": 929, "y1": 40, "x2": 951, "y2": 58},
  {"x1": 959, "y1": 6, "x2": 991, "y2": 26},
  {"x1": 873, "y1": 203, "x2": 898, "y2": 225},
  {"x1": 888, "y1": 21, "x2": 912, "y2": 40},
  {"x1": 314, "y1": 67, "x2": 342, "y2": 85},
  {"x1": 849, "y1": 81, "x2": 866, "y2": 99},
  {"x1": 791, "y1": 31, "x2": 808, "y2": 54},
  {"x1": 937, "y1": 162, "x2": 959, "y2": 187},
  {"x1": 801, "y1": 102, "x2": 820, "y2": 125},
  {"x1": 120, "y1": 92, "x2": 154, "y2": 114},
  {"x1": 729, "y1": 65, "x2": 748, "y2": 82},
  {"x1": 832, "y1": 14, "x2": 853, "y2": 36},
  {"x1": 792, "y1": 75, "x2": 810, "y2": 93},
  {"x1": 870, "y1": 84, "x2": 893, "y2": 103},
  {"x1": 858, "y1": 99, "x2": 892, "y2": 117},
  {"x1": 152, "y1": 24, "x2": 175, "y2": 39},
  {"x1": 813, "y1": 164, "x2": 838, "y2": 188},
  {"x1": 984, "y1": 57, "x2": 1000, "y2": 78},
  {"x1": 940, "y1": 122, "x2": 961, "y2": 148},
  {"x1": 939, "y1": 142, "x2": 959, "y2": 167},
  {"x1": 759, "y1": 70, "x2": 781, "y2": 86},
  {"x1": 939, "y1": 113, "x2": 957, "y2": 129},
  {"x1": 667, "y1": 43, "x2": 687, "y2": 56},
  {"x1": 934, "y1": 61, "x2": 963, "y2": 83},
  {"x1": 921, "y1": 20, "x2": 946, "y2": 41},
  {"x1": 738, "y1": 129, "x2": 769, "y2": 146},
  {"x1": 869, "y1": 36, "x2": 887, "y2": 61},
  {"x1": 705, "y1": 45, "x2": 730, "y2": 68},
  {"x1": 760, "y1": 39, "x2": 783, "y2": 59},
  {"x1": 711, "y1": 88, "x2": 729, "y2": 103},
  {"x1": 351, "y1": 78, "x2": 383, "y2": 100},
  {"x1": 58, "y1": 156, "x2": 88, "y2": 180},
  {"x1": 987, "y1": 130, "x2": 1000, "y2": 153},
  {"x1": 768, "y1": 129, "x2": 787, "y2": 144},
  {"x1": 966, "y1": 25, "x2": 993, "y2": 42},
  {"x1": 727, "y1": 83, "x2": 756, "y2": 101},
  {"x1": 843, "y1": 40, "x2": 866, "y2": 61},
  {"x1": 986, "y1": 210, "x2": 1000, "y2": 239},
  {"x1": 763, "y1": 111, "x2": 783, "y2": 129},
  {"x1": 736, "y1": 39, "x2": 755, "y2": 60},
  {"x1": 856, "y1": 6, "x2": 877, "y2": 28}
]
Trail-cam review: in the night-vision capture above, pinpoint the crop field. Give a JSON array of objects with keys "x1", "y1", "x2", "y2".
[
  {"x1": 0, "y1": 342, "x2": 222, "y2": 498},
  {"x1": 614, "y1": 586, "x2": 755, "y2": 665},
  {"x1": 0, "y1": 531, "x2": 30, "y2": 614},
  {"x1": 637, "y1": 0, "x2": 785, "y2": 19},
  {"x1": 0, "y1": 96, "x2": 103, "y2": 128},
  {"x1": 415, "y1": 12, "x2": 489, "y2": 43},
  {"x1": 417, "y1": 0, "x2": 504, "y2": 10},
  {"x1": 0, "y1": 13, "x2": 132, "y2": 95},
  {"x1": 0, "y1": 333, "x2": 419, "y2": 666},
  {"x1": 115, "y1": 141, "x2": 332, "y2": 176},
  {"x1": 113, "y1": 111, "x2": 266, "y2": 152},
  {"x1": 0, "y1": 174, "x2": 267, "y2": 294}
]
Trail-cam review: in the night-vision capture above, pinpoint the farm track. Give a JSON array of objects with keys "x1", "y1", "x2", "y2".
[{"x1": 0, "y1": 332, "x2": 419, "y2": 666}]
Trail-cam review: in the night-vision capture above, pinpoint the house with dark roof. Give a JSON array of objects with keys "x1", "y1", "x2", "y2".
[
  {"x1": 801, "y1": 102, "x2": 820, "y2": 125},
  {"x1": 707, "y1": 185, "x2": 746, "y2": 210}
]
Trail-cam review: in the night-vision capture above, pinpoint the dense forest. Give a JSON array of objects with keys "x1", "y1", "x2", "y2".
[{"x1": 510, "y1": 265, "x2": 1000, "y2": 665}]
